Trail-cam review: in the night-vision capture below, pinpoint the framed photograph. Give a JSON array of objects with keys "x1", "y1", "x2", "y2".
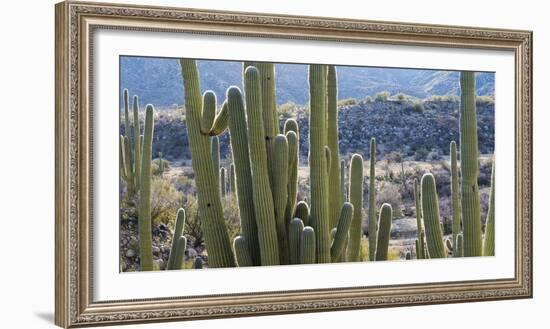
[{"x1": 55, "y1": 1, "x2": 532, "y2": 327}]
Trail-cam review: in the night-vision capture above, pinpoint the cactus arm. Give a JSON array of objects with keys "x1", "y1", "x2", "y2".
[
  {"x1": 300, "y1": 226, "x2": 316, "y2": 264},
  {"x1": 137, "y1": 105, "x2": 155, "y2": 271},
  {"x1": 289, "y1": 218, "x2": 305, "y2": 264},
  {"x1": 346, "y1": 154, "x2": 364, "y2": 262},
  {"x1": 209, "y1": 101, "x2": 229, "y2": 136},
  {"x1": 327, "y1": 66, "x2": 343, "y2": 229},
  {"x1": 455, "y1": 233, "x2": 464, "y2": 257},
  {"x1": 132, "y1": 95, "x2": 141, "y2": 190},
  {"x1": 233, "y1": 235, "x2": 254, "y2": 267},
  {"x1": 166, "y1": 208, "x2": 186, "y2": 270},
  {"x1": 483, "y1": 160, "x2": 495, "y2": 256},
  {"x1": 450, "y1": 141, "x2": 462, "y2": 257},
  {"x1": 330, "y1": 202, "x2": 354, "y2": 262},
  {"x1": 375, "y1": 203, "x2": 393, "y2": 261},
  {"x1": 171, "y1": 236, "x2": 187, "y2": 270},
  {"x1": 420, "y1": 173, "x2": 446, "y2": 258},
  {"x1": 284, "y1": 126, "x2": 299, "y2": 229},
  {"x1": 459, "y1": 71, "x2": 483, "y2": 257},
  {"x1": 123, "y1": 89, "x2": 133, "y2": 171},
  {"x1": 120, "y1": 135, "x2": 127, "y2": 182},
  {"x1": 243, "y1": 67, "x2": 281, "y2": 266},
  {"x1": 340, "y1": 159, "x2": 347, "y2": 202},
  {"x1": 122, "y1": 135, "x2": 135, "y2": 196},
  {"x1": 273, "y1": 134, "x2": 290, "y2": 264},
  {"x1": 226, "y1": 86, "x2": 261, "y2": 265},
  {"x1": 445, "y1": 238, "x2": 453, "y2": 255},
  {"x1": 368, "y1": 138, "x2": 377, "y2": 261},
  {"x1": 200, "y1": 91, "x2": 217, "y2": 134},
  {"x1": 180, "y1": 59, "x2": 235, "y2": 268},
  {"x1": 308, "y1": 64, "x2": 331, "y2": 263}
]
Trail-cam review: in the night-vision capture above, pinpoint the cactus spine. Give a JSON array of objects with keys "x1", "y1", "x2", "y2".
[
  {"x1": 138, "y1": 105, "x2": 155, "y2": 271},
  {"x1": 243, "y1": 67, "x2": 280, "y2": 265},
  {"x1": 308, "y1": 64, "x2": 331, "y2": 264},
  {"x1": 331, "y1": 202, "x2": 354, "y2": 262},
  {"x1": 421, "y1": 173, "x2": 446, "y2": 258},
  {"x1": 450, "y1": 141, "x2": 462, "y2": 257},
  {"x1": 459, "y1": 71, "x2": 482, "y2": 257},
  {"x1": 483, "y1": 160, "x2": 495, "y2": 256},
  {"x1": 327, "y1": 65, "x2": 343, "y2": 229},
  {"x1": 273, "y1": 134, "x2": 290, "y2": 264},
  {"x1": 368, "y1": 138, "x2": 377, "y2": 261},
  {"x1": 346, "y1": 154, "x2": 364, "y2": 262},
  {"x1": 375, "y1": 203, "x2": 393, "y2": 261},
  {"x1": 233, "y1": 235, "x2": 253, "y2": 267},
  {"x1": 179, "y1": 59, "x2": 235, "y2": 268},
  {"x1": 300, "y1": 226, "x2": 316, "y2": 264},
  {"x1": 167, "y1": 208, "x2": 186, "y2": 270},
  {"x1": 289, "y1": 218, "x2": 305, "y2": 264},
  {"x1": 414, "y1": 179, "x2": 425, "y2": 259}
]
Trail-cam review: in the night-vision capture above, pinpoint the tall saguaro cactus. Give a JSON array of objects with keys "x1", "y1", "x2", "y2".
[
  {"x1": 450, "y1": 141, "x2": 462, "y2": 257},
  {"x1": 308, "y1": 64, "x2": 331, "y2": 264},
  {"x1": 483, "y1": 161, "x2": 495, "y2": 256},
  {"x1": 243, "y1": 67, "x2": 280, "y2": 265},
  {"x1": 346, "y1": 154, "x2": 363, "y2": 262},
  {"x1": 327, "y1": 65, "x2": 343, "y2": 229},
  {"x1": 459, "y1": 71, "x2": 482, "y2": 257},
  {"x1": 414, "y1": 179, "x2": 425, "y2": 259},
  {"x1": 138, "y1": 105, "x2": 155, "y2": 271},
  {"x1": 272, "y1": 134, "x2": 290, "y2": 264},
  {"x1": 421, "y1": 173, "x2": 446, "y2": 258},
  {"x1": 179, "y1": 59, "x2": 235, "y2": 268},
  {"x1": 132, "y1": 95, "x2": 141, "y2": 190},
  {"x1": 375, "y1": 203, "x2": 393, "y2": 261},
  {"x1": 368, "y1": 138, "x2": 377, "y2": 261}
]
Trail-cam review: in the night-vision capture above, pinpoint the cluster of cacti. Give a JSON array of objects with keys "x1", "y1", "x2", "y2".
[
  {"x1": 413, "y1": 71, "x2": 495, "y2": 260},
  {"x1": 120, "y1": 90, "x2": 144, "y2": 197},
  {"x1": 175, "y1": 60, "x2": 397, "y2": 267}
]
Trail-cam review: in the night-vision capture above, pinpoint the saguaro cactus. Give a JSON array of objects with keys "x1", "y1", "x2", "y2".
[
  {"x1": 421, "y1": 173, "x2": 446, "y2": 258},
  {"x1": 132, "y1": 95, "x2": 141, "y2": 190},
  {"x1": 226, "y1": 86, "x2": 261, "y2": 265},
  {"x1": 179, "y1": 59, "x2": 235, "y2": 268},
  {"x1": 375, "y1": 203, "x2": 393, "y2": 261},
  {"x1": 330, "y1": 202, "x2": 354, "y2": 262},
  {"x1": 368, "y1": 138, "x2": 377, "y2": 261},
  {"x1": 272, "y1": 134, "x2": 290, "y2": 264},
  {"x1": 459, "y1": 71, "x2": 482, "y2": 257},
  {"x1": 308, "y1": 64, "x2": 331, "y2": 264},
  {"x1": 220, "y1": 167, "x2": 226, "y2": 197},
  {"x1": 243, "y1": 67, "x2": 280, "y2": 265},
  {"x1": 285, "y1": 122, "x2": 299, "y2": 226},
  {"x1": 167, "y1": 208, "x2": 186, "y2": 270},
  {"x1": 414, "y1": 179, "x2": 425, "y2": 259},
  {"x1": 483, "y1": 161, "x2": 495, "y2": 256},
  {"x1": 327, "y1": 65, "x2": 342, "y2": 229},
  {"x1": 211, "y1": 136, "x2": 220, "y2": 187},
  {"x1": 289, "y1": 218, "x2": 305, "y2": 265},
  {"x1": 172, "y1": 236, "x2": 187, "y2": 270},
  {"x1": 300, "y1": 226, "x2": 316, "y2": 264},
  {"x1": 294, "y1": 201, "x2": 310, "y2": 227},
  {"x1": 347, "y1": 154, "x2": 364, "y2": 262},
  {"x1": 450, "y1": 141, "x2": 462, "y2": 257},
  {"x1": 233, "y1": 235, "x2": 253, "y2": 267},
  {"x1": 138, "y1": 105, "x2": 155, "y2": 271}
]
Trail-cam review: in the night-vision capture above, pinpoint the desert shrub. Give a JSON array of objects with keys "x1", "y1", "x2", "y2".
[
  {"x1": 384, "y1": 151, "x2": 403, "y2": 163},
  {"x1": 364, "y1": 96, "x2": 373, "y2": 103},
  {"x1": 428, "y1": 95, "x2": 459, "y2": 102},
  {"x1": 223, "y1": 196, "x2": 243, "y2": 243},
  {"x1": 181, "y1": 194, "x2": 203, "y2": 249},
  {"x1": 278, "y1": 101, "x2": 299, "y2": 118},
  {"x1": 414, "y1": 147, "x2": 429, "y2": 161},
  {"x1": 476, "y1": 95, "x2": 495, "y2": 106},
  {"x1": 374, "y1": 91, "x2": 390, "y2": 102},
  {"x1": 394, "y1": 93, "x2": 408, "y2": 103},
  {"x1": 150, "y1": 176, "x2": 182, "y2": 225},
  {"x1": 387, "y1": 246, "x2": 401, "y2": 260},
  {"x1": 152, "y1": 158, "x2": 170, "y2": 175},
  {"x1": 426, "y1": 148, "x2": 442, "y2": 161},
  {"x1": 376, "y1": 181, "x2": 403, "y2": 218},
  {"x1": 411, "y1": 100, "x2": 424, "y2": 113},
  {"x1": 173, "y1": 173, "x2": 196, "y2": 194},
  {"x1": 338, "y1": 97, "x2": 358, "y2": 107}
]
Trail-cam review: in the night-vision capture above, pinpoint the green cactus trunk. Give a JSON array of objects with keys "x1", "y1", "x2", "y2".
[
  {"x1": 327, "y1": 65, "x2": 342, "y2": 229},
  {"x1": 211, "y1": 135, "x2": 220, "y2": 189},
  {"x1": 138, "y1": 105, "x2": 155, "y2": 271},
  {"x1": 167, "y1": 208, "x2": 186, "y2": 270},
  {"x1": 294, "y1": 201, "x2": 310, "y2": 227},
  {"x1": 414, "y1": 179, "x2": 425, "y2": 259},
  {"x1": 450, "y1": 141, "x2": 462, "y2": 257},
  {"x1": 226, "y1": 86, "x2": 261, "y2": 265},
  {"x1": 122, "y1": 136, "x2": 134, "y2": 195},
  {"x1": 243, "y1": 67, "x2": 280, "y2": 266},
  {"x1": 220, "y1": 167, "x2": 226, "y2": 197},
  {"x1": 272, "y1": 134, "x2": 290, "y2": 264},
  {"x1": 201, "y1": 91, "x2": 217, "y2": 134},
  {"x1": 308, "y1": 64, "x2": 331, "y2": 264},
  {"x1": 483, "y1": 160, "x2": 495, "y2": 256},
  {"x1": 172, "y1": 236, "x2": 187, "y2": 270},
  {"x1": 368, "y1": 138, "x2": 377, "y2": 261},
  {"x1": 330, "y1": 202, "x2": 354, "y2": 262},
  {"x1": 179, "y1": 59, "x2": 235, "y2": 268},
  {"x1": 132, "y1": 95, "x2": 141, "y2": 190},
  {"x1": 375, "y1": 203, "x2": 393, "y2": 261},
  {"x1": 459, "y1": 71, "x2": 482, "y2": 257},
  {"x1": 300, "y1": 226, "x2": 316, "y2": 264},
  {"x1": 233, "y1": 235, "x2": 253, "y2": 267},
  {"x1": 120, "y1": 135, "x2": 127, "y2": 181},
  {"x1": 209, "y1": 101, "x2": 229, "y2": 136},
  {"x1": 455, "y1": 233, "x2": 464, "y2": 257},
  {"x1": 340, "y1": 159, "x2": 347, "y2": 202},
  {"x1": 421, "y1": 173, "x2": 446, "y2": 258},
  {"x1": 289, "y1": 218, "x2": 305, "y2": 265},
  {"x1": 284, "y1": 120, "x2": 299, "y2": 229},
  {"x1": 346, "y1": 154, "x2": 363, "y2": 262},
  {"x1": 229, "y1": 163, "x2": 235, "y2": 196}
]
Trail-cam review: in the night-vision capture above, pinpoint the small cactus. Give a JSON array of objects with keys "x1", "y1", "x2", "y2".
[
  {"x1": 289, "y1": 218, "x2": 305, "y2": 265},
  {"x1": 330, "y1": 202, "x2": 354, "y2": 262},
  {"x1": 294, "y1": 201, "x2": 310, "y2": 227},
  {"x1": 375, "y1": 203, "x2": 392, "y2": 261},
  {"x1": 167, "y1": 208, "x2": 186, "y2": 270},
  {"x1": 421, "y1": 173, "x2": 446, "y2": 259},
  {"x1": 300, "y1": 226, "x2": 316, "y2": 264},
  {"x1": 172, "y1": 236, "x2": 187, "y2": 270}
]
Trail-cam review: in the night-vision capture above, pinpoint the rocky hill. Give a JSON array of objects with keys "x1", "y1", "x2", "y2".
[
  {"x1": 120, "y1": 56, "x2": 495, "y2": 108},
  {"x1": 121, "y1": 99, "x2": 494, "y2": 162}
]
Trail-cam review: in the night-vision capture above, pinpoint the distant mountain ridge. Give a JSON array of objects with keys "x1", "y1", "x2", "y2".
[{"x1": 120, "y1": 56, "x2": 495, "y2": 108}]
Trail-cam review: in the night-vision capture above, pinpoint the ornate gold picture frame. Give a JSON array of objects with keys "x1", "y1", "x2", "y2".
[{"x1": 55, "y1": 1, "x2": 532, "y2": 327}]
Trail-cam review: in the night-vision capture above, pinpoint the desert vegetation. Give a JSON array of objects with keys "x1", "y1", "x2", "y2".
[{"x1": 119, "y1": 62, "x2": 495, "y2": 271}]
